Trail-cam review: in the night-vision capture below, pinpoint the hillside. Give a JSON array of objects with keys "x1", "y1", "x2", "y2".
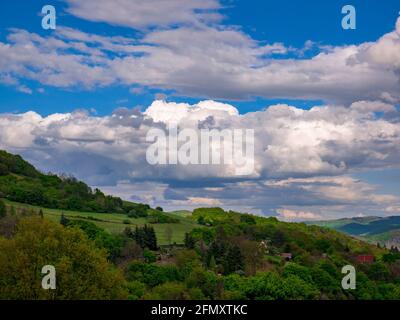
[
  {"x1": 0, "y1": 150, "x2": 141, "y2": 213},
  {"x1": 1, "y1": 151, "x2": 400, "y2": 300},
  {"x1": 309, "y1": 216, "x2": 400, "y2": 248},
  {"x1": 0, "y1": 150, "x2": 199, "y2": 244}
]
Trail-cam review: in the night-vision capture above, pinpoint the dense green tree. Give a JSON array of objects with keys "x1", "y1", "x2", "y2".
[
  {"x1": 0, "y1": 217, "x2": 127, "y2": 299},
  {"x1": 224, "y1": 272, "x2": 318, "y2": 300},
  {"x1": 207, "y1": 241, "x2": 227, "y2": 265},
  {"x1": 366, "y1": 262, "x2": 390, "y2": 281},
  {"x1": 134, "y1": 225, "x2": 157, "y2": 250},
  {"x1": 143, "y1": 249, "x2": 157, "y2": 263},
  {"x1": 68, "y1": 220, "x2": 124, "y2": 261},
  {"x1": 240, "y1": 214, "x2": 256, "y2": 225},
  {"x1": 186, "y1": 266, "x2": 218, "y2": 299},
  {"x1": 148, "y1": 212, "x2": 179, "y2": 224},
  {"x1": 175, "y1": 250, "x2": 202, "y2": 278},
  {"x1": 126, "y1": 261, "x2": 181, "y2": 287},
  {"x1": 283, "y1": 263, "x2": 313, "y2": 283},
  {"x1": 126, "y1": 280, "x2": 146, "y2": 300},
  {"x1": 224, "y1": 245, "x2": 244, "y2": 275},
  {"x1": 272, "y1": 230, "x2": 286, "y2": 246}
]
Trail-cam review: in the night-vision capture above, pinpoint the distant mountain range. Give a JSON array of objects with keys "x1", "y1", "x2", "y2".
[{"x1": 308, "y1": 216, "x2": 400, "y2": 247}]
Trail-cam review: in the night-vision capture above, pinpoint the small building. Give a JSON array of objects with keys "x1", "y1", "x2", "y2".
[
  {"x1": 281, "y1": 253, "x2": 292, "y2": 261},
  {"x1": 357, "y1": 255, "x2": 374, "y2": 263}
]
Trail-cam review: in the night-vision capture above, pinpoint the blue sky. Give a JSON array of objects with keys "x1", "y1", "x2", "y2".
[
  {"x1": 0, "y1": 0, "x2": 400, "y2": 219},
  {"x1": 0, "y1": 0, "x2": 399, "y2": 116}
]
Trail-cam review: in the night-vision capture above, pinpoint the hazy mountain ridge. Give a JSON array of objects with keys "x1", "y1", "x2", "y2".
[{"x1": 309, "y1": 216, "x2": 400, "y2": 247}]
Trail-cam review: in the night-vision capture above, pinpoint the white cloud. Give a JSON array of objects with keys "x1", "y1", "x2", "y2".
[
  {"x1": 64, "y1": 0, "x2": 222, "y2": 29},
  {"x1": 144, "y1": 99, "x2": 238, "y2": 123},
  {"x1": 16, "y1": 85, "x2": 32, "y2": 95},
  {"x1": 1, "y1": 99, "x2": 399, "y2": 181},
  {"x1": 1, "y1": 12, "x2": 400, "y2": 103},
  {"x1": 385, "y1": 205, "x2": 400, "y2": 214},
  {"x1": 266, "y1": 176, "x2": 399, "y2": 206},
  {"x1": 360, "y1": 24, "x2": 400, "y2": 69},
  {"x1": 0, "y1": 99, "x2": 399, "y2": 218},
  {"x1": 186, "y1": 197, "x2": 222, "y2": 206},
  {"x1": 277, "y1": 208, "x2": 322, "y2": 221}
]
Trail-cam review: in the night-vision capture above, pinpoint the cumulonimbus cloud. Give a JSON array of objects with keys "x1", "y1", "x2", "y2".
[{"x1": 0, "y1": 99, "x2": 399, "y2": 218}]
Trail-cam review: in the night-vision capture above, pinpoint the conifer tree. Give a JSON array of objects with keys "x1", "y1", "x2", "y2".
[{"x1": 224, "y1": 245, "x2": 244, "y2": 274}]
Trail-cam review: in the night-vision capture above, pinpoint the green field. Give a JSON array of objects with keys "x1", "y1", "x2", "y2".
[{"x1": 4, "y1": 200, "x2": 198, "y2": 245}]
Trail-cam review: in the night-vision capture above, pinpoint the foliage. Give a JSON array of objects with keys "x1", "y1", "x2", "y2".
[
  {"x1": 0, "y1": 217, "x2": 127, "y2": 299},
  {"x1": 143, "y1": 249, "x2": 157, "y2": 263},
  {"x1": 148, "y1": 212, "x2": 180, "y2": 224},
  {"x1": 0, "y1": 150, "x2": 141, "y2": 214},
  {"x1": 67, "y1": 219, "x2": 124, "y2": 261},
  {"x1": 2, "y1": 152, "x2": 400, "y2": 300},
  {"x1": 126, "y1": 261, "x2": 181, "y2": 287},
  {"x1": 133, "y1": 225, "x2": 158, "y2": 250}
]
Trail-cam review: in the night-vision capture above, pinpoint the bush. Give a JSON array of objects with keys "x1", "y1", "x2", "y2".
[
  {"x1": 67, "y1": 220, "x2": 124, "y2": 261},
  {"x1": 143, "y1": 249, "x2": 157, "y2": 263},
  {"x1": 128, "y1": 207, "x2": 148, "y2": 218},
  {"x1": 148, "y1": 212, "x2": 179, "y2": 224},
  {"x1": 127, "y1": 281, "x2": 146, "y2": 300},
  {"x1": 126, "y1": 261, "x2": 181, "y2": 287}
]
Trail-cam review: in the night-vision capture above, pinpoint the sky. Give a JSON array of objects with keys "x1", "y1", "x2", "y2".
[{"x1": 0, "y1": 0, "x2": 400, "y2": 220}]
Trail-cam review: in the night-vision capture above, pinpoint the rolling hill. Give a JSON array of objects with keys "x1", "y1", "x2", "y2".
[
  {"x1": 0, "y1": 150, "x2": 198, "y2": 244},
  {"x1": 3, "y1": 150, "x2": 400, "y2": 300},
  {"x1": 309, "y1": 216, "x2": 400, "y2": 247}
]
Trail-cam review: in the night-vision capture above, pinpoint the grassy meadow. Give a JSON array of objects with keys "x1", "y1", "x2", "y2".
[{"x1": 3, "y1": 199, "x2": 198, "y2": 245}]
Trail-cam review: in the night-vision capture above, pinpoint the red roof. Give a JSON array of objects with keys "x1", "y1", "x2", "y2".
[{"x1": 357, "y1": 255, "x2": 374, "y2": 263}]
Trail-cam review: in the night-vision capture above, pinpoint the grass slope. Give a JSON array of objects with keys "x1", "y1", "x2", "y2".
[{"x1": 4, "y1": 200, "x2": 199, "y2": 245}]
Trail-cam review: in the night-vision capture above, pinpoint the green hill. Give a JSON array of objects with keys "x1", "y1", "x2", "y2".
[
  {"x1": 1, "y1": 150, "x2": 400, "y2": 300},
  {"x1": 309, "y1": 216, "x2": 400, "y2": 246},
  {"x1": 0, "y1": 150, "x2": 198, "y2": 244},
  {"x1": 0, "y1": 150, "x2": 141, "y2": 214}
]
